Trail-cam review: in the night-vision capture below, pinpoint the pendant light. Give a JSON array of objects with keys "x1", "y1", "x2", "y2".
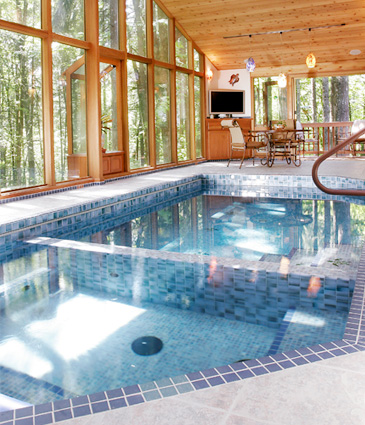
[
  {"x1": 246, "y1": 35, "x2": 256, "y2": 72},
  {"x1": 306, "y1": 28, "x2": 316, "y2": 68}
]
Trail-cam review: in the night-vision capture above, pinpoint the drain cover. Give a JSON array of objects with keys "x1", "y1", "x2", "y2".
[{"x1": 131, "y1": 336, "x2": 163, "y2": 356}]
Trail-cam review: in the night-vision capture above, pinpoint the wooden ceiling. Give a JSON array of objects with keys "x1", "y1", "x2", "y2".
[{"x1": 160, "y1": 0, "x2": 365, "y2": 77}]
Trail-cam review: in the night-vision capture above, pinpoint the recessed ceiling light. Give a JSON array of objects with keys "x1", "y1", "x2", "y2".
[{"x1": 350, "y1": 49, "x2": 361, "y2": 55}]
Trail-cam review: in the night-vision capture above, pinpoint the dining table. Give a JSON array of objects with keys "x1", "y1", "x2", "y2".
[{"x1": 249, "y1": 128, "x2": 309, "y2": 167}]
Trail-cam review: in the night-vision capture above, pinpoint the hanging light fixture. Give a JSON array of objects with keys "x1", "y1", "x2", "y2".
[
  {"x1": 306, "y1": 28, "x2": 316, "y2": 68},
  {"x1": 277, "y1": 32, "x2": 287, "y2": 88},
  {"x1": 246, "y1": 35, "x2": 256, "y2": 72}
]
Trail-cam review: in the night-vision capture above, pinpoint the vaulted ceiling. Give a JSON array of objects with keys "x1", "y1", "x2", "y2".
[{"x1": 161, "y1": 0, "x2": 365, "y2": 77}]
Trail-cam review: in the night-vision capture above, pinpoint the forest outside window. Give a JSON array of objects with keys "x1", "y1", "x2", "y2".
[
  {"x1": 194, "y1": 76, "x2": 203, "y2": 158},
  {"x1": 0, "y1": 0, "x2": 41, "y2": 28},
  {"x1": 0, "y1": 30, "x2": 44, "y2": 191},
  {"x1": 254, "y1": 77, "x2": 287, "y2": 127},
  {"x1": 99, "y1": 0, "x2": 119, "y2": 49},
  {"x1": 176, "y1": 71, "x2": 190, "y2": 161},
  {"x1": 175, "y1": 27, "x2": 188, "y2": 68},
  {"x1": 52, "y1": 0, "x2": 85, "y2": 40},
  {"x1": 153, "y1": 2, "x2": 170, "y2": 64},
  {"x1": 126, "y1": 0, "x2": 147, "y2": 57},
  {"x1": 127, "y1": 60, "x2": 149, "y2": 169},
  {"x1": 53, "y1": 43, "x2": 87, "y2": 182},
  {"x1": 155, "y1": 66, "x2": 171, "y2": 165}
]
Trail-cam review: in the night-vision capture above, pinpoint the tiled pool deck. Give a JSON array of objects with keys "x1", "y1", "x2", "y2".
[{"x1": 1, "y1": 159, "x2": 365, "y2": 425}]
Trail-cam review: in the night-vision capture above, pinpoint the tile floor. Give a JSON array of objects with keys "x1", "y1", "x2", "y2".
[{"x1": 1, "y1": 158, "x2": 365, "y2": 425}]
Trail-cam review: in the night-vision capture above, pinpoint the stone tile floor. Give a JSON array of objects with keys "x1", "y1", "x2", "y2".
[{"x1": 2, "y1": 158, "x2": 365, "y2": 425}]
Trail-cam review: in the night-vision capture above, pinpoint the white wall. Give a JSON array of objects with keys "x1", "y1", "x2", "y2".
[{"x1": 205, "y1": 57, "x2": 251, "y2": 117}]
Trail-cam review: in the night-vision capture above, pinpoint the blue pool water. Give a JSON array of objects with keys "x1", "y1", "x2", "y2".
[{"x1": 0, "y1": 189, "x2": 362, "y2": 406}]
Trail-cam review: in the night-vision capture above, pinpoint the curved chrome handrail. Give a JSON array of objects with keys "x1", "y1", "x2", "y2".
[{"x1": 312, "y1": 127, "x2": 365, "y2": 196}]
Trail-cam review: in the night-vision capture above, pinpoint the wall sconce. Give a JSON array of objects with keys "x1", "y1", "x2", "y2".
[{"x1": 207, "y1": 69, "x2": 213, "y2": 81}]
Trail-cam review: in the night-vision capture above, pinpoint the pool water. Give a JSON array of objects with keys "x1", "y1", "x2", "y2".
[
  {"x1": 70, "y1": 194, "x2": 365, "y2": 265},
  {"x1": 0, "y1": 190, "x2": 362, "y2": 406}
]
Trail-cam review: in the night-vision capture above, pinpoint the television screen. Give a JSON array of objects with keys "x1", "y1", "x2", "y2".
[{"x1": 209, "y1": 90, "x2": 245, "y2": 115}]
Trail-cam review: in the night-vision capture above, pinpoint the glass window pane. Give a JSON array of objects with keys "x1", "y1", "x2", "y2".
[
  {"x1": 153, "y1": 2, "x2": 169, "y2": 63},
  {"x1": 194, "y1": 49, "x2": 202, "y2": 72},
  {"x1": 53, "y1": 43, "x2": 87, "y2": 182},
  {"x1": 0, "y1": 30, "x2": 43, "y2": 191},
  {"x1": 126, "y1": 0, "x2": 146, "y2": 57},
  {"x1": 100, "y1": 63, "x2": 119, "y2": 152},
  {"x1": 0, "y1": 0, "x2": 41, "y2": 28},
  {"x1": 254, "y1": 77, "x2": 287, "y2": 126},
  {"x1": 52, "y1": 0, "x2": 84, "y2": 40},
  {"x1": 155, "y1": 66, "x2": 171, "y2": 165},
  {"x1": 175, "y1": 27, "x2": 188, "y2": 68},
  {"x1": 127, "y1": 60, "x2": 149, "y2": 169},
  {"x1": 194, "y1": 76, "x2": 202, "y2": 158},
  {"x1": 176, "y1": 72, "x2": 190, "y2": 161},
  {"x1": 99, "y1": 0, "x2": 119, "y2": 49}
]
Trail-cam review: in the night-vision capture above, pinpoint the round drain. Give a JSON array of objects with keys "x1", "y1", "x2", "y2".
[{"x1": 131, "y1": 336, "x2": 163, "y2": 356}]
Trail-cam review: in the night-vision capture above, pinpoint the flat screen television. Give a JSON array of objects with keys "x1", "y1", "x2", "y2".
[{"x1": 209, "y1": 90, "x2": 245, "y2": 116}]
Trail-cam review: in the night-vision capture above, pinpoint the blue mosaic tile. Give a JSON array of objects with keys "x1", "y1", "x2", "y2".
[
  {"x1": 317, "y1": 351, "x2": 334, "y2": 360},
  {"x1": 109, "y1": 398, "x2": 127, "y2": 410},
  {"x1": 0, "y1": 412, "x2": 13, "y2": 422},
  {"x1": 187, "y1": 372, "x2": 203, "y2": 381},
  {"x1": 126, "y1": 395, "x2": 144, "y2": 406},
  {"x1": 201, "y1": 368, "x2": 218, "y2": 378},
  {"x1": 123, "y1": 385, "x2": 140, "y2": 396},
  {"x1": 73, "y1": 405, "x2": 91, "y2": 418},
  {"x1": 53, "y1": 400, "x2": 70, "y2": 411},
  {"x1": 54, "y1": 409, "x2": 72, "y2": 422},
  {"x1": 34, "y1": 404, "x2": 52, "y2": 415},
  {"x1": 139, "y1": 382, "x2": 157, "y2": 392},
  {"x1": 191, "y1": 380, "x2": 209, "y2": 390},
  {"x1": 91, "y1": 401, "x2": 109, "y2": 414},
  {"x1": 159, "y1": 387, "x2": 178, "y2": 397},
  {"x1": 304, "y1": 354, "x2": 322, "y2": 363},
  {"x1": 237, "y1": 369, "x2": 255, "y2": 379},
  {"x1": 15, "y1": 418, "x2": 33, "y2": 425},
  {"x1": 330, "y1": 348, "x2": 347, "y2": 357},
  {"x1": 251, "y1": 367, "x2": 269, "y2": 376},
  {"x1": 89, "y1": 392, "x2": 106, "y2": 403},
  {"x1": 15, "y1": 407, "x2": 33, "y2": 419},
  {"x1": 278, "y1": 360, "x2": 296, "y2": 369},
  {"x1": 265, "y1": 363, "x2": 283, "y2": 372},
  {"x1": 155, "y1": 378, "x2": 173, "y2": 388},
  {"x1": 176, "y1": 383, "x2": 194, "y2": 394},
  {"x1": 34, "y1": 414, "x2": 53, "y2": 425},
  {"x1": 71, "y1": 396, "x2": 89, "y2": 407},
  {"x1": 143, "y1": 391, "x2": 161, "y2": 401}
]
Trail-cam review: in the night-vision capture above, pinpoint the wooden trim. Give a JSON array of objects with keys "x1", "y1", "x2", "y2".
[
  {"x1": 52, "y1": 33, "x2": 91, "y2": 49},
  {"x1": 153, "y1": 59, "x2": 174, "y2": 69},
  {"x1": 250, "y1": 76, "x2": 255, "y2": 129},
  {"x1": 126, "y1": 52, "x2": 152, "y2": 63},
  {"x1": 148, "y1": 63, "x2": 156, "y2": 167},
  {"x1": 120, "y1": 0, "x2": 127, "y2": 52},
  {"x1": 99, "y1": 46, "x2": 126, "y2": 61},
  {"x1": 41, "y1": 0, "x2": 55, "y2": 186},
  {"x1": 194, "y1": 71, "x2": 204, "y2": 78},
  {"x1": 175, "y1": 21, "x2": 191, "y2": 42},
  {"x1": 287, "y1": 76, "x2": 294, "y2": 120},
  {"x1": 189, "y1": 73, "x2": 195, "y2": 160},
  {"x1": 176, "y1": 66, "x2": 193, "y2": 74},
  {"x1": 200, "y1": 74, "x2": 206, "y2": 158},
  {"x1": 0, "y1": 19, "x2": 48, "y2": 39},
  {"x1": 170, "y1": 18, "x2": 177, "y2": 164},
  {"x1": 85, "y1": 0, "x2": 102, "y2": 181},
  {"x1": 146, "y1": 0, "x2": 153, "y2": 59},
  {"x1": 121, "y1": 58, "x2": 130, "y2": 172}
]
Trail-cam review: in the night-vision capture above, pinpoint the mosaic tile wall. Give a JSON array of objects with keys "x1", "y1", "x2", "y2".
[{"x1": 65, "y1": 246, "x2": 355, "y2": 330}]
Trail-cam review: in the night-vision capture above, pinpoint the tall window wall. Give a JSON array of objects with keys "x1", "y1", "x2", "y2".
[{"x1": 0, "y1": 0, "x2": 205, "y2": 195}]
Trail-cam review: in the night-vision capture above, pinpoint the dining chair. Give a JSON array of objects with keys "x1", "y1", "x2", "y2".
[{"x1": 221, "y1": 120, "x2": 268, "y2": 168}]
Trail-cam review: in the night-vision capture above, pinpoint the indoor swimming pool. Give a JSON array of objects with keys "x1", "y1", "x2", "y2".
[{"x1": 0, "y1": 174, "x2": 364, "y2": 420}]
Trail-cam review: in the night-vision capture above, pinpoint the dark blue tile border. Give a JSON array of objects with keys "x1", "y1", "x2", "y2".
[{"x1": 1, "y1": 176, "x2": 365, "y2": 425}]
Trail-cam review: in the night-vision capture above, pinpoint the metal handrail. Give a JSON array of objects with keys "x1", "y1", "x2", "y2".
[{"x1": 312, "y1": 127, "x2": 365, "y2": 196}]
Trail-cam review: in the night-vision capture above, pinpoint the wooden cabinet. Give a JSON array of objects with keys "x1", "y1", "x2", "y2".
[
  {"x1": 67, "y1": 151, "x2": 124, "y2": 179},
  {"x1": 103, "y1": 151, "x2": 124, "y2": 175},
  {"x1": 205, "y1": 118, "x2": 253, "y2": 160}
]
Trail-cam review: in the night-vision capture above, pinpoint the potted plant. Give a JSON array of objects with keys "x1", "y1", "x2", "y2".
[{"x1": 101, "y1": 114, "x2": 113, "y2": 153}]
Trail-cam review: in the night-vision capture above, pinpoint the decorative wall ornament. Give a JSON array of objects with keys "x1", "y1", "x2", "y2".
[{"x1": 229, "y1": 73, "x2": 240, "y2": 86}]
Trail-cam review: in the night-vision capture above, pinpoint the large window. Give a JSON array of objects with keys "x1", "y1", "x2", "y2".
[
  {"x1": 194, "y1": 76, "x2": 203, "y2": 158},
  {"x1": 176, "y1": 72, "x2": 190, "y2": 161},
  {"x1": 254, "y1": 77, "x2": 287, "y2": 126},
  {"x1": 100, "y1": 63, "x2": 119, "y2": 153},
  {"x1": 126, "y1": 0, "x2": 146, "y2": 57},
  {"x1": 0, "y1": 0, "x2": 41, "y2": 28},
  {"x1": 155, "y1": 66, "x2": 171, "y2": 165},
  {"x1": 99, "y1": 0, "x2": 119, "y2": 49},
  {"x1": 295, "y1": 75, "x2": 365, "y2": 123},
  {"x1": 175, "y1": 27, "x2": 188, "y2": 68},
  {"x1": 52, "y1": 0, "x2": 84, "y2": 40},
  {"x1": 127, "y1": 60, "x2": 149, "y2": 169},
  {"x1": 53, "y1": 43, "x2": 87, "y2": 182},
  {"x1": 153, "y1": 2, "x2": 170, "y2": 63},
  {"x1": 0, "y1": 30, "x2": 44, "y2": 191}
]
